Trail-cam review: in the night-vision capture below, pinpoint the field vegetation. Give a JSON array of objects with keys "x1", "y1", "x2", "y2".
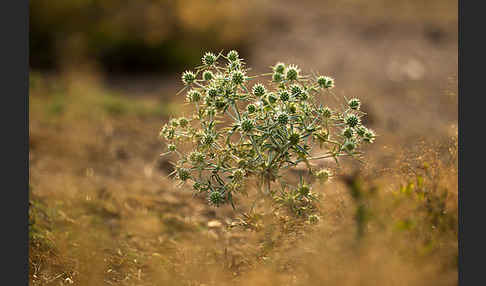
[
  {"x1": 29, "y1": 71, "x2": 457, "y2": 286},
  {"x1": 29, "y1": 0, "x2": 457, "y2": 285}
]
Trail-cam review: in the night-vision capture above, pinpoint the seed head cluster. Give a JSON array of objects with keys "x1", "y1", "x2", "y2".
[{"x1": 160, "y1": 50, "x2": 376, "y2": 211}]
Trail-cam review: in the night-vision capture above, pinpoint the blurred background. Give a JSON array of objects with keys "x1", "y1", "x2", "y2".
[
  {"x1": 30, "y1": 0, "x2": 458, "y2": 142},
  {"x1": 29, "y1": 1, "x2": 458, "y2": 285}
]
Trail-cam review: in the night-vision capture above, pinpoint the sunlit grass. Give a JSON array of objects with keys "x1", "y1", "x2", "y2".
[{"x1": 29, "y1": 71, "x2": 457, "y2": 285}]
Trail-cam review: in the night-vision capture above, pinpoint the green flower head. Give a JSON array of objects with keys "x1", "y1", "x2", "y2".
[
  {"x1": 207, "y1": 87, "x2": 218, "y2": 98},
  {"x1": 182, "y1": 71, "x2": 196, "y2": 85},
  {"x1": 315, "y1": 169, "x2": 332, "y2": 183},
  {"x1": 202, "y1": 52, "x2": 217, "y2": 66},
  {"x1": 342, "y1": 127, "x2": 354, "y2": 139},
  {"x1": 363, "y1": 129, "x2": 376, "y2": 143},
  {"x1": 202, "y1": 70, "x2": 214, "y2": 81},
  {"x1": 308, "y1": 214, "x2": 320, "y2": 224},
  {"x1": 322, "y1": 107, "x2": 332, "y2": 118},
  {"x1": 273, "y1": 62, "x2": 286, "y2": 74},
  {"x1": 168, "y1": 144, "x2": 177, "y2": 152},
  {"x1": 272, "y1": 72, "x2": 283, "y2": 82},
  {"x1": 356, "y1": 126, "x2": 368, "y2": 137},
  {"x1": 279, "y1": 90, "x2": 290, "y2": 101},
  {"x1": 232, "y1": 71, "x2": 245, "y2": 85},
  {"x1": 252, "y1": 83, "x2": 266, "y2": 97},
  {"x1": 277, "y1": 112, "x2": 289, "y2": 125},
  {"x1": 267, "y1": 93, "x2": 278, "y2": 104},
  {"x1": 348, "y1": 98, "x2": 361, "y2": 110},
  {"x1": 232, "y1": 169, "x2": 246, "y2": 181},
  {"x1": 186, "y1": 90, "x2": 201, "y2": 102},
  {"x1": 345, "y1": 114, "x2": 360, "y2": 128},
  {"x1": 286, "y1": 65, "x2": 300, "y2": 81},
  {"x1": 178, "y1": 117, "x2": 189, "y2": 128},
  {"x1": 189, "y1": 151, "x2": 205, "y2": 164},
  {"x1": 289, "y1": 133, "x2": 300, "y2": 145},
  {"x1": 317, "y1": 76, "x2": 334, "y2": 89},
  {"x1": 227, "y1": 50, "x2": 239, "y2": 62},
  {"x1": 208, "y1": 191, "x2": 225, "y2": 207},
  {"x1": 177, "y1": 167, "x2": 191, "y2": 181},
  {"x1": 247, "y1": 103, "x2": 257, "y2": 114},
  {"x1": 343, "y1": 140, "x2": 356, "y2": 152}
]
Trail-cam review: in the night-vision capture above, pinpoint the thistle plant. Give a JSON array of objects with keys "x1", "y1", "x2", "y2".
[{"x1": 160, "y1": 50, "x2": 376, "y2": 214}]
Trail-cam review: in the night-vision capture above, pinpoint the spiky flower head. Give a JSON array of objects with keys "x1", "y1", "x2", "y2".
[
  {"x1": 247, "y1": 104, "x2": 257, "y2": 114},
  {"x1": 182, "y1": 71, "x2": 196, "y2": 85},
  {"x1": 363, "y1": 129, "x2": 376, "y2": 143},
  {"x1": 208, "y1": 191, "x2": 225, "y2": 207},
  {"x1": 322, "y1": 107, "x2": 332, "y2": 118},
  {"x1": 232, "y1": 71, "x2": 245, "y2": 85},
  {"x1": 315, "y1": 169, "x2": 332, "y2": 183},
  {"x1": 170, "y1": 118, "x2": 179, "y2": 127},
  {"x1": 356, "y1": 126, "x2": 367, "y2": 137},
  {"x1": 267, "y1": 93, "x2": 278, "y2": 104},
  {"x1": 273, "y1": 62, "x2": 286, "y2": 74},
  {"x1": 227, "y1": 50, "x2": 239, "y2": 62},
  {"x1": 342, "y1": 127, "x2": 354, "y2": 139},
  {"x1": 202, "y1": 70, "x2": 214, "y2": 81},
  {"x1": 272, "y1": 72, "x2": 283, "y2": 82},
  {"x1": 300, "y1": 90, "x2": 309, "y2": 100},
  {"x1": 308, "y1": 214, "x2": 320, "y2": 224},
  {"x1": 241, "y1": 119, "x2": 254, "y2": 132},
  {"x1": 207, "y1": 87, "x2": 218, "y2": 98},
  {"x1": 202, "y1": 134, "x2": 214, "y2": 145},
  {"x1": 277, "y1": 112, "x2": 289, "y2": 125},
  {"x1": 202, "y1": 52, "x2": 217, "y2": 66},
  {"x1": 252, "y1": 83, "x2": 266, "y2": 97},
  {"x1": 348, "y1": 98, "x2": 361, "y2": 110},
  {"x1": 343, "y1": 140, "x2": 356, "y2": 152},
  {"x1": 168, "y1": 144, "x2": 177, "y2": 152},
  {"x1": 186, "y1": 90, "x2": 201, "y2": 102},
  {"x1": 160, "y1": 125, "x2": 175, "y2": 140},
  {"x1": 189, "y1": 151, "x2": 205, "y2": 164},
  {"x1": 178, "y1": 117, "x2": 189, "y2": 128},
  {"x1": 279, "y1": 90, "x2": 290, "y2": 101},
  {"x1": 317, "y1": 76, "x2": 326, "y2": 87},
  {"x1": 286, "y1": 65, "x2": 300, "y2": 81},
  {"x1": 317, "y1": 76, "x2": 334, "y2": 89},
  {"x1": 290, "y1": 84, "x2": 303, "y2": 97},
  {"x1": 232, "y1": 169, "x2": 246, "y2": 181},
  {"x1": 289, "y1": 133, "x2": 300, "y2": 145},
  {"x1": 177, "y1": 167, "x2": 191, "y2": 181},
  {"x1": 227, "y1": 60, "x2": 241, "y2": 71},
  {"x1": 324, "y1": 77, "x2": 334, "y2": 89},
  {"x1": 345, "y1": 114, "x2": 360, "y2": 128},
  {"x1": 167, "y1": 128, "x2": 175, "y2": 140}
]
